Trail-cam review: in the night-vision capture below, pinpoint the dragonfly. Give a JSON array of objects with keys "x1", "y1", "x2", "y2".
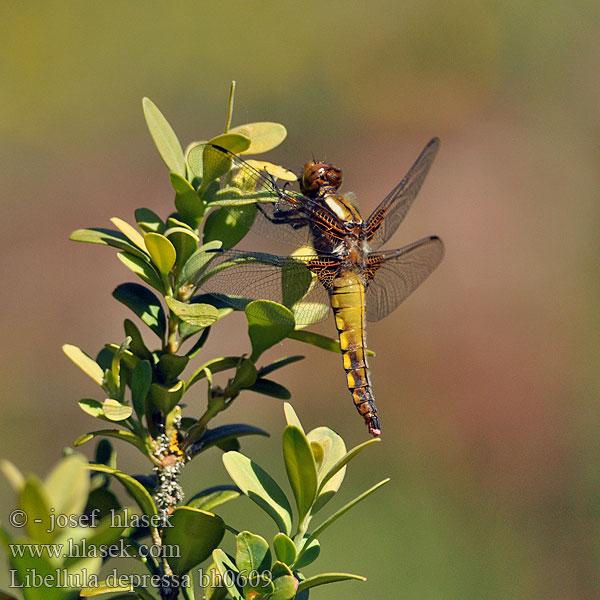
[{"x1": 187, "y1": 138, "x2": 444, "y2": 436}]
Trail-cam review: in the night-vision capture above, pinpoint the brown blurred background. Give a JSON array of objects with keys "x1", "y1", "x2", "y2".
[{"x1": 1, "y1": 1, "x2": 599, "y2": 598}]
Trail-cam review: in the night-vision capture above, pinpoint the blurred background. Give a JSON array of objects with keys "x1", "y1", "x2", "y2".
[{"x1": 1, "y1": 1, "x2": 599, "y2": 598}]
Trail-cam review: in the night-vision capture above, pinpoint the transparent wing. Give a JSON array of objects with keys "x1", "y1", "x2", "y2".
[
  {"x1": 192, "y1": 249, "x2": 332, "y2": 326},
  {"x1": 365, "y1": 236, "x2": 444, "y2": 321},
  {"x1": 366, "y1": 138, "x2": 440, "y2": 250},
  {"x1": 189, "y1": 143, "x2": 326, "y2": 248}
]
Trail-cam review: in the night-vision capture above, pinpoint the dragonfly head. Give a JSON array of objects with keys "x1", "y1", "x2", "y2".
[{"x1": 300, "y1": 161, "x2": 343, "y2": 196}]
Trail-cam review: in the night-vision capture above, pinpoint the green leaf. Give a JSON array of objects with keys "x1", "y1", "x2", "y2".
[
  {"x1": 110, "y1": 217, "x2": 148, "y2": 252},
  {"x1": 187, "y1": 356, "x2": 242, "y2": 388},
  {"x1": 306, "y1": 427, "x2": 347, "y2": 513},
  {"x1": 204, "y1": 562, "x2": 229, "y2": 600},
  {"x1": 269, "y1": 572, "x2": 298, "y2": 600},
  {"x1": 187, "y1": 424, "x2": 268, "y2": 457},
  {"x1": 236, "y1": 531, "x2": 271, "y2": 573},
  {"x1": 78, "y1": 398, "x2": 108, "y2": 421},
  {"x1": 229, "y1": 122, "x2": 287, "y2": 154},
  {"x1": 135, "y1": 207, "x2": 164, "y2": 233},
  {"x1": 246, "y1": 378, "x2": 291, "y2": 399},
  {"x1": 102, "y1": 399, "x2": 133, "y2": 421},
  {"x1": 273, "y1": 533, "x2": 296, "y2": 565},
  {"x1": 165, "y1": 226, "x2": 199, "y2": 272},
  {"x1": 124, "y1": 319, "x2": 153, "y2": 361},
  {"x1": 144, "y1": 232, "x2": 176, "y2": 275},
  {"x1": 63, "y1": 344, "x2": 104, "y2": 385},
  {"x1": 20, "y1": 476, "x2": 52, "y2": 542},
  {"x1": 212, "y1": 549, "x2": 243, "y2": 600},
  {"x1": 69, "y1": 227, "x2": 148, "y2": 260},
  {"x1": 148, "y1": 380, "x2": 185, "y2": 414},
  {"x1": 163, "y1": 507, "x2": 225, "y2": 576},
  {"x1": 6, "y1": 551, "x2": 68, "y2": 600},
  {"x1": 258, "y1": 355, "x2": 304, "y2": 377},
  {"x1": 142, "y1": 97, "x2": 185, "y2": 175},
  {"x1": 80, "y1": 582, "x2": 133, "y2": 596},
  {"x1": 282, "y1": 426, "x2": 318, "y2": 523},
  {"x1": 117, "y1": 252, "x2": 164, "y2": 292},
  {"x1": 113, "y1": 283, "x2": 166, "y2": 339},
  {"x1": 45, "y1": 455, "x2": 89, "y2": 519},
  {"x1": 177, "y1": 240, "x2": 223, "y2": 287},
  {"x1": 222, "y1": 452, "x2": 292, "y2": 535},
  {"x1": 87, "y1": 464, "x2": 158, "y2": 517},
  {"x1": 206, "y1": 132, "x2": 251, "y2": 158},
  {"x1": 171, "y1": 172, "x2": 205, "y2": 229},
  {"x1": 296, "y1": 572, "x2": 366, "y2": 593},
  {"x1": 0, "y1": 460, "x2": 24, "y2": 492},
  {"x1": 202, "y1": 204, "x2": 256, "y2": 248},
  {"x1": 318, "y1": 437, "x2": 381, "y2": 492},
  {"x1": 246, "y1": 301, "x2": 295, "y2": 361},
  {"x1": 283, "y1": 402, "x2": 304, "y2": 432},
  {"x1": 166, "y1": 297, "x2": 219, "y2": 328},
  {"x1": 187, "y1": 486, "x2": 241, "y2": 511},
  {"x1": 157, "y1": 353, "x2": 189, "y2": 382},
  {"x1": 131, "y1": 360, "x2": 152, "y2": 421},
  {"x1": 228, "y1": 359, "x2": 257, "y2": 392},
  {"x1": 75, "y1": 429, "x2": 149, "y2": 456},
  {"x1": 287, "y1": 330, "x2": 341, "y2": 353},
  {"x1": 305, "y1": 479, "x2": 390, "y2": 547},
  {"x1": 294, "y1": 537, "x2": 320, "y2": 569},
  {"x1": 184, "y1": 326, "x2": 211, "y2": 358}
]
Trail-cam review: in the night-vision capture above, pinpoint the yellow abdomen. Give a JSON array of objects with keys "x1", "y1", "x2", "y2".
[{"x1": 330, "y1": 271, "x2": 380, "y2": 436}]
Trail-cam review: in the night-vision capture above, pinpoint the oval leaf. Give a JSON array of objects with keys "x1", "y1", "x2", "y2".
[
  {"x1": 87, "y1": 464, "x2": 158, "y2": 517},
  {"x1": 236, "y1": 531, "x2": 271, "y2": 573},
  {"x1": 165, "y1": 226, "x2": 199, "y2": 271},
  {"x1": 170, "y1": 172, "x2": 205, "y2": 229},
  {"x1": 222, "y1": 452, "x2": 292, "y2": 535},
  {"x1": 69, "y1": 227, "x2": 148, "y2": 260},
  {"x1": 142, "y1": 97, "x2": 185, "y2": 175},
  {"x1": 229, "y1": 122, "x2": 287, "y2": 154},
  {"x1": 20, "y1": 476, "x2": 53, "y2": 542},
  {"x1": 273, "y1": 533, "x2": 296, "y2": 566},
  {"x1": 187, "y1": 486, "x2": 241, "y2": 511},
  {"x1": 282, "y1": 426, "x2": 318, "y2": 523},
  {"x1": 45, "y1": 454, "x2": 89, "y2": 518},
  {"x1": 294, "y1": 537, "x2": 320, "y2": 569},
  {"x1": 63, "y1": 344, "x2": 104, "y2": 385},
  {"x1": 135, "y1": 207, "x2": 164, "y2": 233},
  {"x1": 113, "y1": 283, "x2": 166, "y2": 339},
  {"x1": 102, "y1": 399, "x2": 133, "y2": 421},
  {"x1": 148, "y1": 380, "x2": 185, "y2": 414},
  {"x1": 74, "y1": 429, "x2": 148, "y2": 455},
  {"x1": 166, "y1": 297, "x2": 219, "y2": 327},
  {"x1": 202, "y1": 204, "x2": 256, "y2": 248},
  {"x1": 131, "y1": 360, "x2": 152, "y2": 421},
  {"x1": 246, "y1": 301, "x2": 295, "y2": 361},
  {"x1": 296, "y1": 572, "x2": 366, "y2": 593},
  {"x1": 144, "y1": 232, "x2": 176, "y2": 275},
  {"x1": 117, "y1": 252, "x2": 164, "y2": 292},
  {"x1": 110, "y1": 217, "x2": 147, "y2": 252},
  {"x1": 163, "y1": 507, "x2": 225, "y2": 575},
  {"x1": 212, "y1": 549, "x2": 243, "y2": 600}
]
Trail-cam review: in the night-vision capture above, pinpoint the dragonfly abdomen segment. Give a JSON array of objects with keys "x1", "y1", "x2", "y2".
[{"x1": 330, "y1": 272, "x2": 381, "y2": 437}]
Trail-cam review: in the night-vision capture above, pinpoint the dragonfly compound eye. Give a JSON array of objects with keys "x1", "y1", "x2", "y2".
[{"x1": 301, "y1": 162, "x2": 343, "y2": 195}]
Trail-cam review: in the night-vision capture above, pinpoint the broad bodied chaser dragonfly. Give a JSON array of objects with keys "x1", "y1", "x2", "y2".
[{"x1": 188, "y1": 138, "x2": 444, "y2": 436}]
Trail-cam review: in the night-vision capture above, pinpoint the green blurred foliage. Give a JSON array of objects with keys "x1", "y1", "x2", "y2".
[{"x1": 1, "y1": 1, "x2": 600, "y2": 599}]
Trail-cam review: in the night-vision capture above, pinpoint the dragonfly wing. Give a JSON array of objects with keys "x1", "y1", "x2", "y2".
[
  {"x1": 365, "y1": 236, "x2": 444, "y2": 322},
  {"x1": 189, "y1": 143, "x2": 318, "y2": 247},
  {"x1": 192, "y1": 249, "x2": 331, "y2": 326},
  {"x1": 365, "y1": 138, "x2": 440, "y2": 250}
]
